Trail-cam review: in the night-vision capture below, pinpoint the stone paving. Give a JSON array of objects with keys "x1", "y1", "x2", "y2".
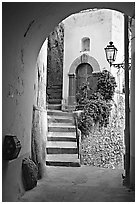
[{"x1": 20, "y1": 166, "x2": 135, "y2": 202}]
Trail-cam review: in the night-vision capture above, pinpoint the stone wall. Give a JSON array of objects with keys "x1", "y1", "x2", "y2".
[{"x1": 47, "y1": 23, "x2": 64, "y2": 92}]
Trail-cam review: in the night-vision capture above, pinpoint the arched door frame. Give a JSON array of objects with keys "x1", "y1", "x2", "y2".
[{"x1": 68, "y1": 54, "x2": 100, "y2": 107}]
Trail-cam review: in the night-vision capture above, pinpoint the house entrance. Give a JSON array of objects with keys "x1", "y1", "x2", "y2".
[
  {"x1": 76, "y1": 63, "x2": 93, "y2": 94},
  {"x1": 68, "y1": 54, "x2": 100, "y2": 107}
]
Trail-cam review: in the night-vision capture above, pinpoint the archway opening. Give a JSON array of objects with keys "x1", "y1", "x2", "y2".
[
  {"x1": 2, "y1": 3, "x2": 135, "y2": 202},
  {"x1": 35, "y1": 8, "x2": 129, "y2": 172},
  {"x1": 27, "y1": 5, "x2": 134, "y2": 202}
]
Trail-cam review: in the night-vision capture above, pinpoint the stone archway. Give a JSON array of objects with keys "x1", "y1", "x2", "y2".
[
  {"x1": 2, "y1": 3, "x2": 135, "y2": 200},
  {"x1": 68, "y1": 54, "x2": 100, "y2": 107}
]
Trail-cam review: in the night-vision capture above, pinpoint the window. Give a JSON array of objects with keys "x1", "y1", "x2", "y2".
[{"x1": 81, "y1": 37, "x2": 90, "y2": 52}]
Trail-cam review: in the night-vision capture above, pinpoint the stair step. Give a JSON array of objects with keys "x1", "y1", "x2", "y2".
[
  {"x1": 48, "y1": 126, "x2": 76, "y2": 132},
  {"x1": 46, "y1": 107, "x2": 80, "y2": 167},
  {"x1": 47, "y1": 110, "x2": 73, "y2": 117},
  {"x1": 48, "y1": 93, "x2": 62, "y2": 99},
  {"x1": 48, "y1": 131, "x2": 76, "y2": 137},
  {"x1": 47, "y1": 104, "x2": 62, "y2": 110},
  {"x1": 47, "y1": 89, "x2": 62, "y2": 92},
  {"x1": 47, "y1": 136, "x2": 76, "y2": 142},
  {"x1": 48, "y1": 116, "x2": 74, "y2": 124},
  {"x1": 46, "y1": 154, "x2": 79, "y2": 162},
  {"x1": 49, "y1": 123, "x2": 75, "y2": 127},
  {"x1": 47, "y1": 147, "x2": 78, "y2": 154},
  {"x1": 46, "y1": 161, "x2": 80, "y2": 167},
  {"x1": 46, "y1": 154, "x2": 80, "y2": 167},
  {"x1": 48, "y1": 99, "x2": 62, "y2": 104},
  {"x1": 48, "y1": 115, "x2": 73, "y2": 119},
  {"x1": 47, "y1": 141, "x2": 77, "y2": 148}
]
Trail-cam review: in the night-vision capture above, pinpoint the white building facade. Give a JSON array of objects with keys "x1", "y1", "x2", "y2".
[{"x1": 62, "y1": 9, "x2": 124, "y2": 109}]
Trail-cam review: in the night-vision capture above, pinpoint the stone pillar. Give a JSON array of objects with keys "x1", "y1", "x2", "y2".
[
  {"x1": 68, "y1": 73, "x2": 76, "y2": 108},
  {"x1": 130, "y1": 18, "x2": 135, "y2": 190}
]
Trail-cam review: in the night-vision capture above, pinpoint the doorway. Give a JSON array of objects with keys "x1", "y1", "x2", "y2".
[{"x1": 76, "y1": 63, "x2": 93, "y2": 96}]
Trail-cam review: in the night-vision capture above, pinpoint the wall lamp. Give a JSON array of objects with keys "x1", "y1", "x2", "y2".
[{"x1": 104, "y1": 41, "x2": 131, "y2": 70}]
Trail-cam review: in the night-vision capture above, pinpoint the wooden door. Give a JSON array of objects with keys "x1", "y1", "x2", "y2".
[{"x1": 76, "y1": 63, "x2": 93, "y2": 96}]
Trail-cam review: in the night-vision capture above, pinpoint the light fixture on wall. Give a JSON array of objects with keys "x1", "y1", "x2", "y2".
[
  {"x1": 104, "y1": 41, "x2": 118, "y2": 67},
  {"x1": 104, "y1": 41, "x2": 131, "y2": 70}
]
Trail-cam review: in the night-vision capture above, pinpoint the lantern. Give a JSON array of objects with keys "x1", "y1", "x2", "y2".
[{"x1": 104, "y1": 41, "x2": 118, "y2": 67}]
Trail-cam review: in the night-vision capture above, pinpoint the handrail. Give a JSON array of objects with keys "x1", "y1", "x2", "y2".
[{"x1": 73, "y1": 111, "x2": 82, "y2": 161}]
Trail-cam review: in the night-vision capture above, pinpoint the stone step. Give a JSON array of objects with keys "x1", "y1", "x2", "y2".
[
  {"x1": 48, "y1": 116, "x2": 74, "y2": 124},
  {"x1": 46, "y1": 141, "x2": 77, "y2": 148},
  {"x1": 46, "y1": 161, "x2": 80, "y2": 167},
  {"x1": 49, "y1": 123, "x2": 75, "y2": 127},
  {"x1": 46, "y1": 154, "x2": 79, "y2": 162},
  {"x1": 48, "y1": 115, "x2": 73, "y2": 119},
  {"x1": 48, "y1": 131, "x2": 76, "y2": 137},
  {"x1": 47, "y1": 136, "x2": 76, "y2": 142},
  {"x1": 48, "y1": 99, "x2": 62, "y2": 104},
  {"x1": 47, "y1": 92, "x2": 62, "y2": 99},
  {"x1": 48, "y1": 126, "x2": 76, "y2": 132},
  {"x1": 46, "y1": 107, "x2": 79, "y2": 167},
  {"x1": 47, "y1": 84, "x2": 62, "y2": 88},
  {"x1": 47, "y1": 147, "x2": 78, "y2": 154},
  {"x1": 47, "y1": 87, "x2": 62, "y2": 92},
  {"x1": 47, "y1": 110, "x2": 73, "y2": 117},
  {"x1": 46, "y1": 154, "x2": 80, "y2": 167},
  {"x1": 47, "y1": 104, "x2": 62, "y2": 110}
]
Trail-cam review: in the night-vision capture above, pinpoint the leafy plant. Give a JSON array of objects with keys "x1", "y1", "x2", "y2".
[
  {"x1": 76, "y1": 70, "x2": 116, "y2": 136},
  {"x1": 97, "y1": 70, "x2": 117, "y2": 101}
]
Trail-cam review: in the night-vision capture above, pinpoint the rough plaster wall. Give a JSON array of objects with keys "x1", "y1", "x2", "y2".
[
  {"x1": 47, "y1": 23, "x2": 64, "y2": 88},
  {"x1": 2, "y1": 2, "x2": 134, "y2": 201},
  {"x1": 2, "y1": 3, "x2": 50, "y2": 201},
  {"x1": 31, "y1": 38, "x2": 48, "y2": 179},
  {"x1": 63, "y1": 9, "x2": 123, "y2": 103},
  {"x1": 35, "y1": 38, "x2": 47, "y2": 108},
  {"x1": 31, "y1": 108, "x2": 47, "y2": 179}
]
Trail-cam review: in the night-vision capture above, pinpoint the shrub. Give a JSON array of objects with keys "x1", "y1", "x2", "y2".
[
  {"x1": 97, "y1": 70, "x2": 117, "y2": 101},
  {"x1": 76, "y1": 70, "x2": 116, "y2": 136}
]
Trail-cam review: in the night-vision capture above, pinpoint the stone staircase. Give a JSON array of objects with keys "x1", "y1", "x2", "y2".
[
  {"x1": 46, "y1": 109, "x2": 80, "y2": 167},
  {"x1": 47, "y1": 85, "x2": 62, "y2": 110}
]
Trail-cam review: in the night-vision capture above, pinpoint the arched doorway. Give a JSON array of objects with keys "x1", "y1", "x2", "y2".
[{"x1": 68, "y1": 54, "x2": 100, "y2": 107}]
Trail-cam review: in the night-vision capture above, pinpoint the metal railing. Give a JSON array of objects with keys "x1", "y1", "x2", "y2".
[{"x1": 73, "y1": 111, "x2": 82, "y2": 160}]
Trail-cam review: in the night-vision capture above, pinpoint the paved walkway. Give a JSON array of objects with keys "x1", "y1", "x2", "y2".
[{"x1": 20, "y1": 166, "x2": 135, "y2": 202}]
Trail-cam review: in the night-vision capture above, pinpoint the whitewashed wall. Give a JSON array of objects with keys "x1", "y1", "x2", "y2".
[{"x1": 62, "y1": 9, "x2": 124, "y2": 106}]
